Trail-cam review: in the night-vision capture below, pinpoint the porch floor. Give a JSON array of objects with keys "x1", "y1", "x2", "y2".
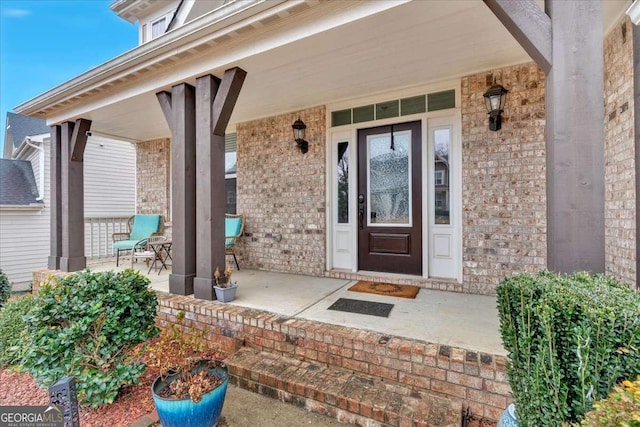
[{"x1": 87, "y1": 259, "x2": 504, "y2": 356}]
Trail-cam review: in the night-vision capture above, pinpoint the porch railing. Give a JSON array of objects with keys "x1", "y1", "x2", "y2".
[{"x1": 84, "y1": 216, "x2": 130, "y2": 259}]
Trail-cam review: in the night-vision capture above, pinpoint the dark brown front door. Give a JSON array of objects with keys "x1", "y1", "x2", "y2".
[{"x1": 358, "y1": 121, "x2": 422, "y2": 275}]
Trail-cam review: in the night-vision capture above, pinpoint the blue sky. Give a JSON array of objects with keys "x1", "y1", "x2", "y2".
[{"x1": 0, "y1": 0, "x2": 138, "y2": 154}]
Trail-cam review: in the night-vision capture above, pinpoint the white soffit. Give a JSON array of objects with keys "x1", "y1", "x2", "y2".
[{"x1": 15, "y1": 0, "x2": 633, "y2": 142}]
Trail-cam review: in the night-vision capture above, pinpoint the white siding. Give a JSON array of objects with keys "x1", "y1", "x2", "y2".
[
  {"x1": 84, "y1": 136, "x2": 136, "y2": 217},
  {"x1": 0, "y1": 137, "x2": 136, "y2": 291},
  {"x1": 0, "y1": 209, "x2": 50, "y2": 291},
  {"x1": 0, "y1": 143, "x2": 50, "y2": 291}
]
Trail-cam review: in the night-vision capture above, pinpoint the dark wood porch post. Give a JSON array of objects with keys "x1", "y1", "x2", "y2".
[
  {"x1": 60, "y1": 119, "x2": 91, "y2": 272},
  {"x1": 634, "y1": 22, "x2": 640, "y2": 289},
  {"x1": 484, "y1": 0, "x2": 605, "y2": 273},
  {"x1": 545, "y1": 0, "x2": 605, "y2": 273},
  {"x1": 48, "y1": 125, "x2": 62, "y2": 270},
  {"x1": 157, "y1": 84, "x2": 197, "y2": 295},
  {"x1": 193, "y1": 68, "x2": 246, "y2": 300}
]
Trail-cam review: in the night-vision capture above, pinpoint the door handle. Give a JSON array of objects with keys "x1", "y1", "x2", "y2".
[{"x1": 358, "y1": 194, "x2": 365, "y2": 229}]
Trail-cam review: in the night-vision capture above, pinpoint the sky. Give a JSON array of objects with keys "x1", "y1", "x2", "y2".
[{"x1": 0, "y1": 0, "x2": 138, "y2": 155}]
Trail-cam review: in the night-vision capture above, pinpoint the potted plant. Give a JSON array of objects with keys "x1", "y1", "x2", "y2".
[
  {"x1": 145, "y1": 311, "x2": 229, "y2": 427},
  {"x1": 213, "y1": 266, "x2": 238, "y2": 302}
]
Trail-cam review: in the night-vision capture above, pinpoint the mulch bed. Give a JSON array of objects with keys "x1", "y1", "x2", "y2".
[
  {"x1": 0, "y1": 366, "x2": 158, "y2": 427},
  {"x1": 0, "y1": 338, "x2": 224, "y2": 427}
]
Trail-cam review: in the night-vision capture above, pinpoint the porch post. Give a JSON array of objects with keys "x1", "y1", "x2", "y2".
[
  {"x1": 60, "y1": 119, "x2": 91, "y2": 272},
  {"x1": 484, "y1": 0, "x2": 605, "y2": 273},
  {"x1": 48, "y1": 125, "x2": 62, "y2": 270},
  {"x1": 545, "y1": 0, "x2": 605, "y2": 273},
  {"x1": 157, "y1": 83, "x2": 197, "y2": 295},
  {"x1": 193, "y1": 68, "x2": 246, "y2": 300}
]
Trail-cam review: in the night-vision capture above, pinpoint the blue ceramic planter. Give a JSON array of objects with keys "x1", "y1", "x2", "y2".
[
  {"x1": 152, "y1": 360, "x2": 229, "y2": 427},
  {"x1": 497, "y1": 403, "x2": 518, "y2": 427}
]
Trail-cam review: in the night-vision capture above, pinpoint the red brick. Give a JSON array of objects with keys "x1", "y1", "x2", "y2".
[
  {"x1": 479, "y1": 365, "x2": 495, "y2": 379},
  {"x1": 484, "y1": 405, "x2": 505, "y2": 421},
  {"x1": 342, "y1": 358, "x2": 368, "y2": 373},
  {"x1": 484, "y1": 379, "x2": 511, "y2": 395},
  {"x1": 430, "y1": 379, "x2": 466, "y2": 399},
  {"x1": 328, "y1": 354, "x2": 342, "y2": 367},
  {"x1": 398, "y1": 372, "x2": 430, "y2": 389},
  {"x1": 372, "y1": 403, "x2": 386, "y2": 422},
  {"x1": 369, "y1": 364, "x2": 398, "y2": 381},
  {"x1": 447, "y1": 371, "x2": 483, "y2": 389},
  {"x1": 412, "y1": 364, "x2": 446, "y2": 381},
  {"x1": 383, "y1": 357, "x2": 412, "y2": 372},
  {"x1": 467, "y1": 389, "x2": 507, "y2": 408},
  {"x1": 337, "y1": 395, "x2": 348, "y2": 410},
  {"x1": 398, "y1": 342, "x2": 413, "y2": 361}
]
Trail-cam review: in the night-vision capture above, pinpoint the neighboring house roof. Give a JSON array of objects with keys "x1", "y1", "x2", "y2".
[
  {"x1": 0, "y1": 159, "x2": 42, "y2": 205},
  {"x1": 4, "y1": 112, "x2": 49, "y2": 158}
]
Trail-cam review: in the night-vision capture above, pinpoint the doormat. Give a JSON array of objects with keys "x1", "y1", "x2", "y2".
[
  {"x1": 327, "y1": 298, "x2": 394, "y2": 318},
  {"x1": 348, "y1": 281, "x2": 420, "y2": 299}
]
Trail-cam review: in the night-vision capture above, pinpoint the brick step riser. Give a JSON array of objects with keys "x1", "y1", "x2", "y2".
[
  {"x1": 156, "y1": 293, "x2": 511, "y2": 421},
  {"x1": 226, "y1": 348, "x2": 461, "y2": 427},
  {"x1": 229, "y1": 375, "x2": 389, "y2": 427}
]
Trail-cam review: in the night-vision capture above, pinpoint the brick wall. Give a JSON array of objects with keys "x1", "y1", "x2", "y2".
[
  {"x1": 461, "y1": 63, "x2": 547, "y2": 294},
  {"x1": 135, "y1": 138, "x2": 171, "y2": 237},
  {"x1": 604, "y1": 16, "x2": 637, "y2": 288},
  {"x1": 236, "y1": 106, "x2": 326, "y2": 275},
  {"x1": 156, "y1": 293, "x2": 511, "y2": 421}
]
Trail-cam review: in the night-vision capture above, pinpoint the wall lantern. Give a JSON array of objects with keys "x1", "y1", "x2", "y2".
[
  {"x1": 292, "y1": 117, "x2": 309, "y2": 154},
  {"x1": 483, "y1": 82, "x2": 508, "y2": 131}
]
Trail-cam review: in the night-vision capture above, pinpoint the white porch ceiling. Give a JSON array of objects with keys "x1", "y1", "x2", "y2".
[{"x1": 22, "y1": 0, "x2": 631, "y2": 141}]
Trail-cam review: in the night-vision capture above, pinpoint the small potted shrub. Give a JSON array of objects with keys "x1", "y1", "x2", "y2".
[
  {"x1": 213, "y1": 267, "x2": 237, "y2": 303},
  {"x1": 146, "y1": 311, "x2": 229, "y2": 427}
]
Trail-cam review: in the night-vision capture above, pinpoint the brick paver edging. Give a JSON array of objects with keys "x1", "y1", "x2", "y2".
[{"x1": 156, "y1": 292, "x2": 511, "y2": 421}]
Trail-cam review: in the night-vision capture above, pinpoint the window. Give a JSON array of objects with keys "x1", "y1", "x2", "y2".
[
  {"x1": 151, "y1": 17, "x2": 167, "y2": 39},
  {"x1": 433, "y1": 128, "x2": 450, "y2": 224},
  {"x1": 140, "y1": 11, "x2": 174, "y2": 44},
  {"x1": 337, "y1": 142, "x2": 349, "y2": 223},
  {"x1": 225, "y1": 134, "x2": 237, "y2": 213}
]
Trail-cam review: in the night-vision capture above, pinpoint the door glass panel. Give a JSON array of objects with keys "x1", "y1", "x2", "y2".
[
  {"x1": 367, "y1": 131, "x2": 411, "y2": 225},
  {"x1": 434, "y1": 128, "x2": 451, "y2": 224},
  {"x1": 337, "y1": 142, "x2": 349, "y2": 223}
]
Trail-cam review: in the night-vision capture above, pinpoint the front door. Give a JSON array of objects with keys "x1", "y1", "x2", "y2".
[{"x1": 357, "y1": 121, "x2": 422, "y2": 275}]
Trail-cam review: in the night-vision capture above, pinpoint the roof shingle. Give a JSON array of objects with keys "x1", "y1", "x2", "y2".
[{"x1": 0, "y1": 158, "x2": 42, "y2": 205}]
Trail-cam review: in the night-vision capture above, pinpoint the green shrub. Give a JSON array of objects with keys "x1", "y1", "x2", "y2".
[
  {"x1": 0, "y1": 269, "x2": 11, "y2": 309},
  {"x1": 497, "y1": 271, "x2": 640, "y2": 427},
  {"x1": 579, "y1": 376, "x2": 640, "y2": 427},
  {"x1": 0, "y1": 295, "x2": 36, "y2": 367},
  {"x1": 21, "y1": 269, "x2": 159, "y2": 408}
]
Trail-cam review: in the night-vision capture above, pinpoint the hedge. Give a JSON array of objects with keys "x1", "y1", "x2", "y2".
[
  {"x1": 497, "y1": 271, "x2": 640, "y2": 426},
  {"x1": 21, "y1": 269, "x2": 159, "y2": 407}
]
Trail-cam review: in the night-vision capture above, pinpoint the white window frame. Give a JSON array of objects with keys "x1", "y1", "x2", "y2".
[
  {"x1": 434, "y1": 170, "x2": 445, "y2": 186},
  {"x1": 140, "y1": 11, "x2": 174, "y2": 44}
]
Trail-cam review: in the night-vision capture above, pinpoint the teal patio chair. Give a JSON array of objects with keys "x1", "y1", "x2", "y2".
[
  {"x1": 225, "y1": 213, "x2": 244, "y2": 270},
  {"x1": 112, "y1": 214, "x2": 163, "y2": 266}
]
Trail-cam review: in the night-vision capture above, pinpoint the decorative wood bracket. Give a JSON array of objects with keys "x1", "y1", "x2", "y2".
[
  {"x1": 483, "y1": 0, "x2": 552, "y2": 74},
  {"x1": 69, "y1": 119, "x2": 91, "y2": 162},
  {"x1": 212, "y1": 67, "x2": 247, "y2": 136}
]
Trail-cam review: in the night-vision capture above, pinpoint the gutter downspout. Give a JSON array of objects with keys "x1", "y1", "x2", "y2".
[{"x1": 22, "y1": 137, "x2": 45, "y2": 202}]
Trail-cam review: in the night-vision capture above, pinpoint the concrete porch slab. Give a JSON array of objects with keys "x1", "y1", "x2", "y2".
[{"x1": 83, "y1": 259, "x2": 503, "y2": 355}]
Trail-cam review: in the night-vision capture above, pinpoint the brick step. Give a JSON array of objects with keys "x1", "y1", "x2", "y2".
[{"x1": 226, "y1": 347, "x2": 461, "y2": 427}]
